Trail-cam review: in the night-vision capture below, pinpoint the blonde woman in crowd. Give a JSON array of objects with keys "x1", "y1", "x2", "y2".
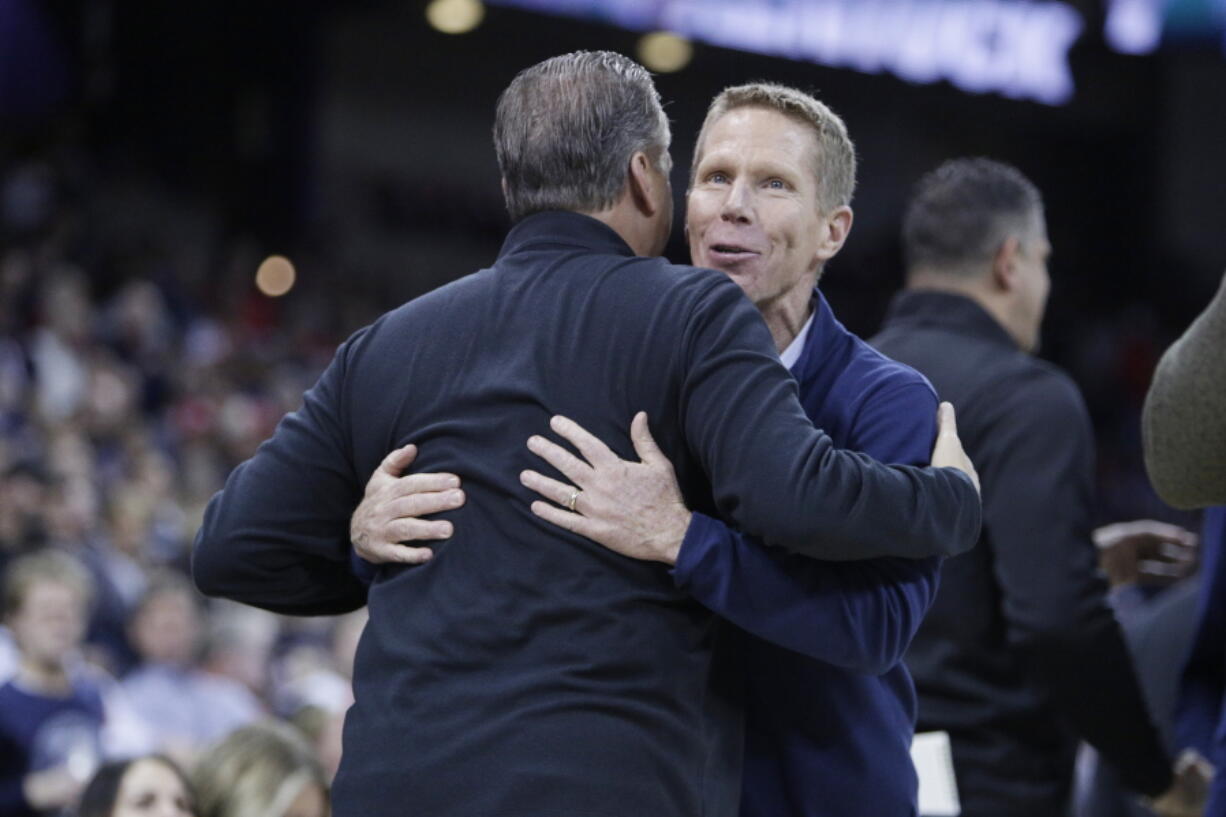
[{"x1": 192, "y1": 721, "x2": 329, "y2": 817}]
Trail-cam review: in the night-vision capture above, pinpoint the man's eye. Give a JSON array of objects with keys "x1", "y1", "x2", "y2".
[
  {"x1": 708, "y1": 172, "x2": 729, "y2": 184},
  {"x1": 767, "y1": 179, "x2": 786, "y2": 190}
]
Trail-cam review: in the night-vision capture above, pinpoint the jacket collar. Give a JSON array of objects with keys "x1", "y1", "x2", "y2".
[
  {"x1": 881, "y1": 289, "x2": 1019, "y2": 351},
  {"x1": 790, "y1": 289, "x2": 844, "y2": 375},
  {"x1": 497, "y1": 211, "x2": 636, "y2": 260}
]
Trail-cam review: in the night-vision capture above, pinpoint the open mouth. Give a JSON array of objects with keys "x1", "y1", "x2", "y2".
[{"x1": 710, "y1": 244, "x2": 759, "y2": 258}]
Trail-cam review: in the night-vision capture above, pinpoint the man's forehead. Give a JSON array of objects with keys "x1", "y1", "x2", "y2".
[{"x1": 693, "y1": 106, "x2": 821, "y2": 165}]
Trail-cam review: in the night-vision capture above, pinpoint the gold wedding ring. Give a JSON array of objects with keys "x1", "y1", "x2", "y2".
[{"x1": 565, "y1": 489, "x2": 580, "y2": 512}]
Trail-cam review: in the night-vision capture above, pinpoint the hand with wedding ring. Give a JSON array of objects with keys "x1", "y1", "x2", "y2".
[
  {"x1": 519, "y1": 412, "x2": 692, "y2": 565},
  {"x1": 350, "y1": 443, "x2": 466, "y2": 566}
]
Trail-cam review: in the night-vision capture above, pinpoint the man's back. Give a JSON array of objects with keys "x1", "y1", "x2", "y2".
[
  {"x1": 333, "y1": 213, "x2": 747, "y2": 816},
  {"x1": 873, "y1": 289, "x2": 1169, "y2": 816}
]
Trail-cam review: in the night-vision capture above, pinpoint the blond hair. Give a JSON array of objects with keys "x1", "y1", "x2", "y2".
[
  {"x1": 193, "y1": 721, "x2": 328, "y2": 817},
  {"x1": 691, "y1": 82, "x2": 857, "y2": 212}
]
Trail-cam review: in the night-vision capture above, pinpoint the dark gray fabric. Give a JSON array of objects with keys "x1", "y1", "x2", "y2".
[{"x1": 1144, "y1": 271, "x2": 1226, "y2": 510}]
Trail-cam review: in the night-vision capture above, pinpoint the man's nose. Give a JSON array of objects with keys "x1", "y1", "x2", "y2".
[{"x1": 719, "y1": 180, "x2": 753, "y2": 223}]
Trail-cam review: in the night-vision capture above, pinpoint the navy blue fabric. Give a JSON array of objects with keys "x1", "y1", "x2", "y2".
[
  {"x1": 0, "y1": 679, "x2": 105, "y2": 816},
  {"x1": 1175, "y1": 506, "x2": 1226, "y2": 814},
  {"x1": 674, "y1": 291, "x2": 941, "y2": 817},
  {"x1": 193, "y1": 213, "x2": 980, "y2": 817}
]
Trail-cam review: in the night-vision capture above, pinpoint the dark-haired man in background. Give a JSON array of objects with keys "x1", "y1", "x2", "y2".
[
  {"x1": 193, "y1": 52, "x2": 980, "y2": 817},
  {"x1": 872, "y1": 157, "x2": 1189, "y2": 816}
]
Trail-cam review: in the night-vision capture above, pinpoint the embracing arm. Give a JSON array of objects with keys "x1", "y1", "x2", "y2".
[
  {"x1": 520, "y1": 380, "x2": 943, "y2": 673},
  {"x1": 675, "y1": 514, "x2": 938, "y2": 673},
  {"x1": 192, "y1": 333, "x2": 371, "y2": 615},
  {"x1": 675, "y1": 280, "x2": 980, "y2": 561},
  {"x1": 673, "y1": 380, "x2": 943, "y2": 673},
  {"x1": 1143, "y1": 270, "x2": 1226, "y2": 509}
]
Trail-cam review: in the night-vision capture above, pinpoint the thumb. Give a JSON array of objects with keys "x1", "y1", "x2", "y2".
[
  {"x1": 380, "y1": 443, "x2": 418, "y2": 476},
  {"x1": 936, "y1": 402, "x2": 958, "y2": 440},
  {"x1": 630, "y1": 412, "x2": 666, "y2": 465}
]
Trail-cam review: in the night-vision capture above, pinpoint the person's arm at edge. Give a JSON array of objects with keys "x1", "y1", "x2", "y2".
[
  {"x1": 678, "y1": 276, "x2": 980, "y2": 561},
  {"x1": 192, "y1": 331, "x2": 371, "y2": 616},
  {"x1": 1143, "y1": 270, "x2": 1226, "y2": 509},
  {"x1": 1173, "y1": 507, "x2": 1226, "y2": 762},
  {"x1": 673, "y1": 379, "x2": 942, "y2": 673},
  {"x1": 988, "y1": 368, "x2": 1171, "y2": 796}
]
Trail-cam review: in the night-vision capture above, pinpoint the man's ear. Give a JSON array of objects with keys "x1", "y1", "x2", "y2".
[
  {"x1": 817, "y1": 206, "x2": 854, "y2": 262},
  {"x1": 991, "y1": 236, "x2": 1020, "y2": 291},
  {"x1": 626, "y1": 152, "x2": 662, "y2": 217}
]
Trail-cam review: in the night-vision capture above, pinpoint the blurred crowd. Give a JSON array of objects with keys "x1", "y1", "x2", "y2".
[{"x1": 0, "y1": 146, "x2": 377, "y2": 816}]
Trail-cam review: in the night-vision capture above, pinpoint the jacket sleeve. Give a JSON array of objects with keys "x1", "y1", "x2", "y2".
[
  {"x1": 191, "y1": 330, "x2": 371, "y2": 615},
  {"x1": 678, "y1": 278, "x2": 981, "y2": 561},
  {"x1": 672, "y1": 380, "x2": 941, "y2": 674},
  {"x1": 982, "y1": 367, "x2": 1171, "y2": 796},
  {"x1": 1143, "y1": 271, "x2": 1226, "y2": 509},
  {"x1": 1174, "y1": 507, "x2": 1226, "y2": 759}
]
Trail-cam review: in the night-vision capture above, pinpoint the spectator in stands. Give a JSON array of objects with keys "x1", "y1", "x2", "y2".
[
  {"x1": 0, "y1": 549, "x2": 105, "y2": 816},
  {"x1": 192, "y1": 721, "x2": 328, "y2": 817},
  {"x1": 76, "y1": 754, "x2": 196, "y2": 817},
  {"x1": 122, "y1": 573, "x2": 261, "y2": 762}
]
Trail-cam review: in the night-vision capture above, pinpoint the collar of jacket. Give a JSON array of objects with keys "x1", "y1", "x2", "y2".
[
  {"x1": 881, "y1": 288, "x2": 1018, "y2": 351},
  {"x1": 497, "y1": 211, "x2": 636, "y2": 260}
]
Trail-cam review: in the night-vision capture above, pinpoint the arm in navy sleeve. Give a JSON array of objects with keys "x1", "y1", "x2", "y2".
[
  {"x1": 673, "y1": 379, "x2": 942, "y2": 674},
  {"x1": 678, "y1": 278, "x2": 980, "y2": 562},
  {"x1": 191, "y1": 331, "x2": 371, "y2": 615}
]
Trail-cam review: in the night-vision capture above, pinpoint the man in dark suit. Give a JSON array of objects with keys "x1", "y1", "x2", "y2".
[
  {"x1": 871, "y1": 157, "x2": 1183, "y2": 816},
  {"x1": 191, "y1": 53, "x2": 980, "y2": 817}
]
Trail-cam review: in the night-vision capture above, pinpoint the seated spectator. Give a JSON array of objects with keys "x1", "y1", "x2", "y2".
[
  {"x1": 0, "y1": 549, "x2": 105, "y2": 816},
  {"x1": 121, "y1": 573, "x2": 261, "y2": 762},
  {"x1": 76, "y1": 754, "x2": 196, "y2": 817},
  {"x1": 192, "y1": 721, "x2": 328, "y2": 817}
]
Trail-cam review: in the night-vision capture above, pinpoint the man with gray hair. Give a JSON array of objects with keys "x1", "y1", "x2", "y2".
[
  {"x1": 872, "y1": 157, "x2": 1180, "y2": 816},
  {"x1": 193, "y1": 53, "x2": 980, "y2": 817}
]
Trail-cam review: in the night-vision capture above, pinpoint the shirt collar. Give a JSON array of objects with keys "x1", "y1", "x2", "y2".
[
  {"x1": 882, "y1": 289, "x2": 1019, "y2": 351},
  {"x1": 497, "y1": 211, "x2": 636, "y2": 260}
]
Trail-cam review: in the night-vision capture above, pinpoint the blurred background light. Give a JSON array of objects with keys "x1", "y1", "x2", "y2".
[
  {"x1": 427, "y1": 0, "x2": 486, "y2": 35},
  {"x1": 256, "y1": 255, "x2": 296, "y2": 297},
  {"x1": 638, "y1": 32, "x2": 694, "y2": 73}
]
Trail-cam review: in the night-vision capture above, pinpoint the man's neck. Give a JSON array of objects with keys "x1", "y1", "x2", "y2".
[
  {"x1": 760, "y1": 290, "x2": 815, "y2": 354},
  {"x1": 905, "y1": 276, "x2": 1026, "y2": 351}
]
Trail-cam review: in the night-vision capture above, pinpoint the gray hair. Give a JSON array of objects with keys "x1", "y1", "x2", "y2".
[
  {"x1": 494, "y1": 51, "x2": 672, "y2": 222},
  {"x1": 691, "y1": 83, "x2": 857, "y2": 212},
  {"x1": 903, "y1": 158, "x2": 1045, "y2": 276}
]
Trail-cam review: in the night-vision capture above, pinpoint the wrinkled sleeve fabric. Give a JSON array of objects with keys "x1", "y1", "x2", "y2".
[
  {"x1": 191, "y1": 330, "x2": 371, "y2": 615},
  {"x1": 983, "y1": 367, "x2": 1171, "y2": 796},
  {"x1": 673, "y1": 380, "x2": 942, "y2": 674},
  {"x1": 1143, "y1": 271, "x2": 1226, "y2": 509},
  {"x1": 678, "y1": 278, "x2": 981, "y2": 562}
]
